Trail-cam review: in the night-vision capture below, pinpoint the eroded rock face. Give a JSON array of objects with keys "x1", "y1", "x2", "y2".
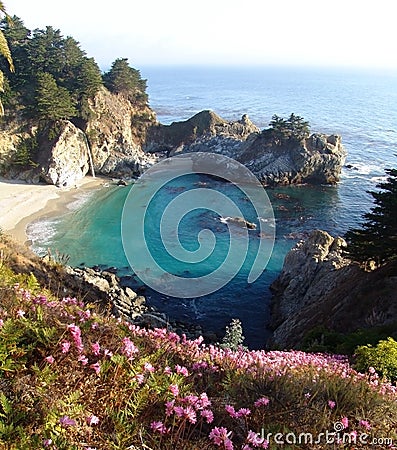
[
  {"x1": 37, "y1": 121, "x2": 90, "y2": 187},
  {"x1": 85, "y1": 87, "x2": 158, "y2": 178},
  {"x1": 268, "y1": 230, "x2": 397, "y2": 349},
  {"x1": 145, "y1": 110, "x2": 346, "y2": 185}
]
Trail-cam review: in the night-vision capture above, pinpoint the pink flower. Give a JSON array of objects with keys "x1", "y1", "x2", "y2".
[
  {"x1": 359, "y1": 420, "x2": 371, "y2": 430},
  {"x1": 67, "y1": 324, "x2": 84, "y2": 353},
  {"x1": 169, "y1": 384, "x2": 179, "y2": 397},
  {"x1": 246, "y1": 430, "x2": 265, "y2": 446},
  {"x1": 91, "y1": 342, "x2": 100, "y2": 356},
  {"x1": 254, "y1": 397, "x2": 270, "y2": 407},
  {"x1": 368, "y1": 366, "x2": 376, "y2": 374},
  {"x1": 59, "y1": 415, "x2": 76, "y2": 427},
  {"x1": 143, "y1": 362, "x2": 155, "y2": 373},
  {"x1": 175, "y1": 364, "x2": 189, "y2": 376},
  {"x1": 209, "y1": 427, "x2": 234, "y2": 449},
  {"x1": 91, "y1": 322, "x2": 99, "y2": 330},
  {"x1": 236, "y1": 408, "x2": 251, "y2": 418},
  {"x1": 61, "y1": 341, "x2": 71, "y2": 353},
  {"x1": 78, "y1": 354, "x2": 89, "y2": 365},
  {"x1": 86, "y1": 415, "x2": 100, "y2": 426},
  {"x1": 328, "y1": 400, "x2": 336, "y2": 409},
  {"x1": 103, "y1": 349, "x2": 113, "y2": 358},
  {"x1": 201, "y1": 409, "x2": 214, "y2": 423},
  {"x1": 90, "y1": 362, "x2": 101, "y2": 374},
  {"x1": 43, "y1": 438, "x2": 52, "y2": 447},
  {"x1": 225, "y1": 404, "x2": 238, "y2": 418},
  {"x1": 134, "y1": 373, "x2": 145, "y2": 384},
  {"x1": 164, "y1": 366, "x2": 173, "y2": 375},
  {"x1": 150, "y1": 421, "x2": 168, "y2": 434},
  {"x1": 341, "y1": 417, "x2": 349, "y2": 429},
  {"x1": 0, "y1": 319, "x2": 4, "y2": 328},
  {"x1": 45, "y1": 355, "x2": 55, "y2": 364},
  {"x1": 165, "y1": 400, "x2": 175, "y2": 416},
  {"x1": 17, "y1": 309, "x2": 25, "y2": 318},
  {"x1": 121, "y1": 337, "x2": 139, "y2": 360}
]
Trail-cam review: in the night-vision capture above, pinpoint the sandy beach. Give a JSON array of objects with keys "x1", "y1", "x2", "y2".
[{"x1": 0, "y1": 176, "x2": 106, "y2": 243}]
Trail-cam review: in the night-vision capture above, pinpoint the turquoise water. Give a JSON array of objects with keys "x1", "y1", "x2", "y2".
[{"x1": 28, "y1": 66, "x2": 397, "y2": 348}]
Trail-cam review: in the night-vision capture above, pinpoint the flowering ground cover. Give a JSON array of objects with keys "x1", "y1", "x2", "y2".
[{"x1": 0, "y1": 259, "x2": 396, "y2": 449}]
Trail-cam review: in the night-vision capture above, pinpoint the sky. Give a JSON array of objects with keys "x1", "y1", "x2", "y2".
[{"x1": 5, "y1": 0, "x2": 397, "y2": 71}]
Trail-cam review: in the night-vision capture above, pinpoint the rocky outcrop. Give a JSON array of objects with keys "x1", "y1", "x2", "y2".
[
  {"x1": 37, "y1": 121, "x2": 91, "y2": 187},
  {"x1": 85, "y1": 87, "x2": 158, "y2": 178},
  {"x1": 269, "y1": 230, "x2": 397, "y2": 349},
  {"x1": 146, "y1": 110, "x2": 346, "y2": 185},
  {"x1": 145, "y1": 110, "x2": 260, "y2": 154}
]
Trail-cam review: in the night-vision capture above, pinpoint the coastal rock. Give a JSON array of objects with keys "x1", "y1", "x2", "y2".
[
  {"x1": 85, "y1": 87, "x2": 158, "y2": 178},
  {"x1": 145, "y1": 110, "x2": 346, "y2": 185},
  {"x1": 268, "y1": 230, "x2": 397, "y2": 348},
  {"x1": 37, "y1": 121, "x2": 90, "y2": 187}
]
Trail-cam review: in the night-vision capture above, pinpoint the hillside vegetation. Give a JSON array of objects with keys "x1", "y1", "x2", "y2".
[{"x1": 0, "y1": 234, "x2": 396, "y2": 449}]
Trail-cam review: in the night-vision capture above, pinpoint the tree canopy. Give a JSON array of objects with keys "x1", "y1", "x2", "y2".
[
  {"x1": 103, "y1": 58, "x2": 148, "y2": 106},
  {"x1": 0, "y1": 2, "x2": 14, "y2": 114},
  {"x1": 345, "y1": 168, "x2": 397, "y2": 266},
  {"x1": 266, "y1": 113, "x2": 310, "y2": 144}
]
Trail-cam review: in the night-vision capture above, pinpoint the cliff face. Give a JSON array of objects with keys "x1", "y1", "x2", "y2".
[
  {"x1": 269, "y1": 230, "x2": 397, "y2": 349},
  {"x1": 146, "y1": 111, "x2": 346, "y2": 185},
  {"x1": 85, "y1": 87, "x2": 158, "y2": 177}
]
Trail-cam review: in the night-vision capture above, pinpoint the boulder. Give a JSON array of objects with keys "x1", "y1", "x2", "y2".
[{"x1": 37, "y1": 121, "x2": 90, "y2": 187}]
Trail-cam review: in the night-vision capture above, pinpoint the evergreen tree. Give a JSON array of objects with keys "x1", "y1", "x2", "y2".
[
  {"x1": 345, "y1": 168, "x2": 397, "y2": 266},
  {"x1": 0, "y1": 1, "x2": 14, "y2": 114},
  {"x1": 268, "y1": 113, "x2": 310, "y2": 145},
  {"x1": 35, "y1": 72, "x2": 76, "y2": 121},
  {"x1": 103, "y1": 58, "x2": 148, "y2": 105}
]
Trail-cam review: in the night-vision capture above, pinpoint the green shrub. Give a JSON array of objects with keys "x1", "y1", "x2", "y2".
[{"x1": 355, "y1": 337, "x2": 397, "y2": 381}]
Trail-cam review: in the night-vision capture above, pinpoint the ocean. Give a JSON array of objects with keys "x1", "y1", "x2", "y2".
[{"x1": 28, "y1": 66, "x2": 397, "y2": 348}]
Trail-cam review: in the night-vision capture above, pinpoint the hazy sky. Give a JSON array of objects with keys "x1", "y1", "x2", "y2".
[{"x1": 6, "y1": 0, "x2": 397, "y2": 70}]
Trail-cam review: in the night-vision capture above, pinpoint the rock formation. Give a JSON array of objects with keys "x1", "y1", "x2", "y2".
[
  {"x1": 146, "y1": 110, "x2": 346, "y2": 185},
  {"x1": 36, "y1": 121, "x2": 91, "y2": 187},
  {"x1": 269, "y1": 230, "x2": 397, "y2": 349}
]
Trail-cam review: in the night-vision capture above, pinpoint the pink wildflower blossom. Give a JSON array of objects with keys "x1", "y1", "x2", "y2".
[
  {"x1": 150, "y1": 421, "x2": 168, "y2": 434},
  {"x1": 91, "y1": 342, "x2": 101, "y2": 355},
  {"x1": 209, "y1": 427, "x2": 234, "y2": 449},
  {"x1": 341, "y1": 417, "x2": 349, "y2": 429},
  {"x1": 78, "y1": 354, "x2": 89, "y2": 365},
  {"x1": 67, "y1": 324, "x2": 84, "y2": 353},
  {"x1": 59, "y1": 415, "x2": 76, "y2": 427},
  {"x1": 17, "y1": 309, "x2": 25, "y2": 318},
  {"x1": 201, "y1": 409, "x2": 214, "y2": 423},
  {"x1": 91, "y1": 322, "x2": 99, "y2": 330},
  {"x1": 45, "y1": 355, "x2": 55, "y2": 364},
  {"x1": 225, "y1": 404, "x2": 238, "y2": 418},
  {"x1": 328, "y1": 400, "x2": 336, "y2": 409},
  {"x1": 175, "y1": 364, "x2": 189, "y2": 376},
  {"x1": 236, "y1": 408, "x2": 251, "y2": 418},
  {"x1": 121, "y1": 337, "x2": 139, "y2": 360},
  {"x1": 359, "y1": 420, "x2": 371, "y2": 430},
  {"x1": 143, "y1": 362, "x2": 155, "y2": 373},
  {"x1": 169, "y1": 383, "x2": 179, "y2": 396},
  {"x1": 90, "y1": 362, "x2": 101, "y2": 374},
  {"x1": 165, "y1": 400, "x2": 175, "y2": 416},
  {"x1": 43, "y1": 438, "x2": 52, "y2": 447},
  {"x1": 61, "y1": 341, "x2": 71, "y2": 353},
  {"x1": 134, "y1": 373, "x2": 145, "y2": 384},
  {"x1": 86, "y1": 415, "x2": 100, "y2": 425},
  {"x1": 246, "y1": 430, "x2": 265, "y2": 446},
  {"x1": 254, "y1": 397, "x2": 270, "y2": 407},
  {"x1": 164, "y1": 366, "x2": 172, "y2": 375}
]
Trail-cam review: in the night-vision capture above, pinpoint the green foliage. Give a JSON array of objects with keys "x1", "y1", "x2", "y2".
[
  {"x1": 345, "y1": 168, "x2": 397, "y2": 265},
  {"x1": 355, "y1": 337, "x2": 397, "y2": 381},
  {"x1": 103, "y1": 58, "x2": 148, "y2": 105},
  {"x1": 0, "y1": 17, "x2": 103, "y2": 122},
  {"x1": 266, "y1": 113, "x2": 310, "y2": 144},
  {"x1": 12, "y1": 134, "x2": 38, "y2": 167},
  {"x1": 36, "y1": 72, "x2": 77, "y2": 121},
  {"x1": 220, "y1": 318, "x2": 246, "y2": 350}
]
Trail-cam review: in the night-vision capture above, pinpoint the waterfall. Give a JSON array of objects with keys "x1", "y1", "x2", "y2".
[{"x1": 83, "y1": 132, "x2": 96, "y2": 178}]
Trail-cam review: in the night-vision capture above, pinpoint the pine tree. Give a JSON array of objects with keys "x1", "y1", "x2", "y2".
[
  {"x1": 345, "y1": 168, "x2": 397, "y2": 266},
  {"x1": 36, "y1": 72, "x2": 76, "y2": 121},
  {"x1": 0, "y1": 1, "x2": 14, "y2": 115}
]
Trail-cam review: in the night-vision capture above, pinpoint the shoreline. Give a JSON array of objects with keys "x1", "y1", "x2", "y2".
[{"x1": 0, "y1": 176, "x2": 107, "y2": 244}]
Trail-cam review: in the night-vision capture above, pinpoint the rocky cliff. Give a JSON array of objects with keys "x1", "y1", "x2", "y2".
[
  {"x1": 146, "y1": 110, "x2": 346, "y2": 185},
  {"x1": 269, "y1": 230, "x2": 397, "y2": 349}
]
